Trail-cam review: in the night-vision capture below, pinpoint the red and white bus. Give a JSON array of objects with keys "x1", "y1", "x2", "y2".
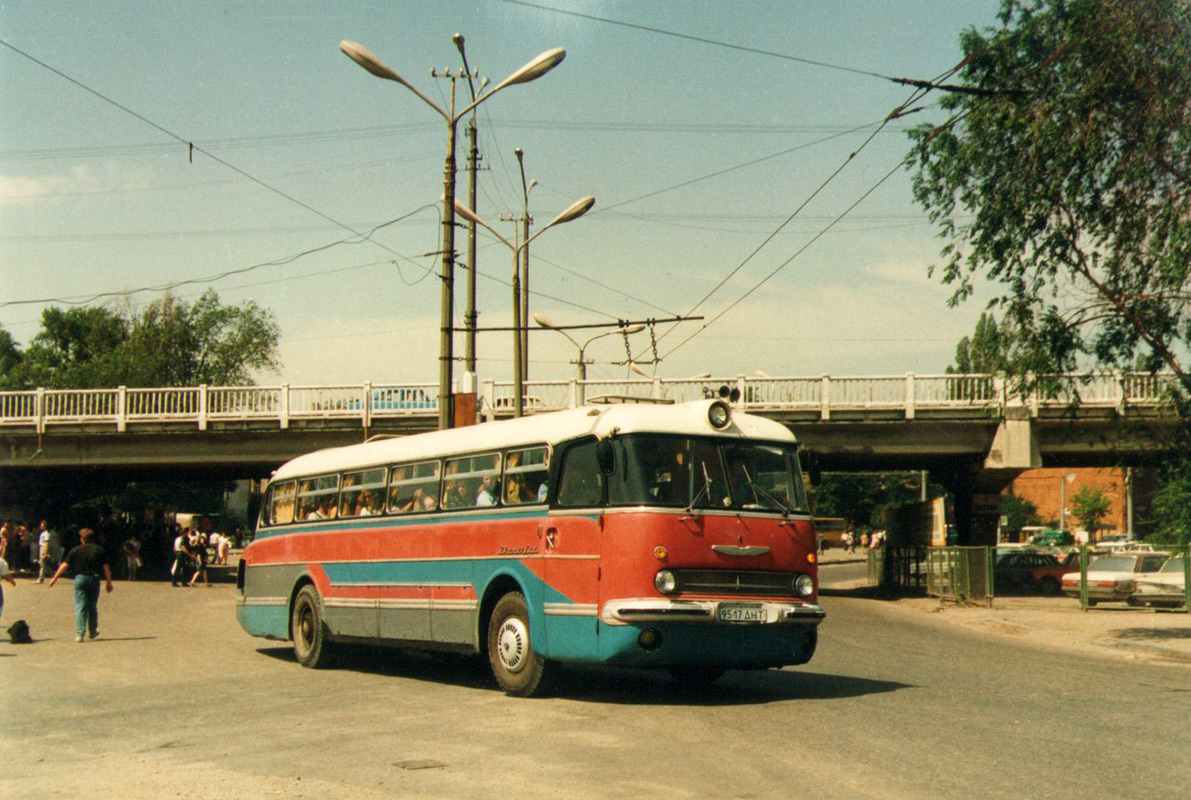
[{"x1": 236, "y1": 398, "x2": 824, "y2": 695}]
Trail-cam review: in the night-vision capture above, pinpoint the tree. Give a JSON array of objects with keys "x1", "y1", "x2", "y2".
[
  {"x1": 1070, "y1": 486, "x2": 1112, "y2": 539},
  {"x1": 0, "y1": 325, "x2": 24, "y2": 390},
  {"x1": 1148, "y1": 457, "x2": 1191, "y2": 546},
  {"x1": 122, "y1": 291, "x2": 281, "y2": 386},
  {"x1": 949, "y1": 312, "x2": 1012, "y2": 375},
  {"x1": 4, "y1": 291, "x2": 281, "y2": 389},
  {"x1": 20, "y1": 306, "x2": 130, "y2": 388},
  {"x1": 910, "y1": 0, "x2": 1191, "y2": 404},
  {"x1": 812, "y1": 472, "x2": 933, "y2": 530},
  {"x1": 1000, "y1": 493, "x2": 1041, "y2": 540}
]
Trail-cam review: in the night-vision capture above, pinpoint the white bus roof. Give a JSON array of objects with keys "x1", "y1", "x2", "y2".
[{"x1": 272, "y1": 400, "x2": 797, "y2": 482}]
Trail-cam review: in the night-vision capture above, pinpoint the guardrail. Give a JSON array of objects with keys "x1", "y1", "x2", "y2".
[{"x1": 0, "y1": 372, "x2": 1177, "y2": 433}]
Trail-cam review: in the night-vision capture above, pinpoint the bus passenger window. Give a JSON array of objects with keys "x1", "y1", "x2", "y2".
[
  {"x1": 388, "y1": 461, "x2": 441, "y2": 514},
  {"x1": 297, "y1": 475, "x2": 339, "y2": 521},
  {"x1": 340, "y1": 468, "x2": 386, "y2": 517},
  {"x1": 504, "y1": 446, "x2": 549, "y2": 505},
  {"x1": 267, "y1": 481, "x2": 296, "y2": 525},
  {"x1": 442, "y1": 453, "x2": 501, "y2": 510},
  {"x1": 556, "y1": 442, "x2": 602, "y2": 507}
]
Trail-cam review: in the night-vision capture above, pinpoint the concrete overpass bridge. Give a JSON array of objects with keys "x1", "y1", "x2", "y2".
[{"x1": 1, "y1": 372, "x2": 1179, "y2": 542}]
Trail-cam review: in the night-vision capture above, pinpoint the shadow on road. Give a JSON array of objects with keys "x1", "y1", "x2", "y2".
[
  {"x1": 1111, "y1": 626, "x2": 1191, "y2": 642},
  {"x1": 256, "y1": 644, "x2": 913, "y2": 705}
]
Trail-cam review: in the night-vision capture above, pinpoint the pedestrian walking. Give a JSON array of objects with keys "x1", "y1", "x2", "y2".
[
  {"x1": 123, "y1": 533, "x2": 143, "y2": 582},
  {"x1": 48, "y1": 527, "x2": 113, "y2": 642},
  {"x1": 171, "y1": 528, "x2": 191, "y2": 587},
  {"x1": 0, "y1": 554, "x2": 16, "y2": 620},
  {"x1": 188, "y1": 529, "x2": 212, "y2": 587},
  {"x1": 37, "y1": 521, "x2": 55, "y2": 583}
]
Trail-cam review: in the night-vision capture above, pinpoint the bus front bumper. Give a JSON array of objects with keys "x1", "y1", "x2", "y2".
[{"x1": 601, "y1": 598, "x2": 825, "y2": 626}]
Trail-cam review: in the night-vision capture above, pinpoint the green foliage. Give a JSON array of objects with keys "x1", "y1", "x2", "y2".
[
  {"x1": 948, "y1": 311, "x2": 1012, "y2": 374},
  {"x1": 910, "y1": 0, "x2": 1191, "y2": 402},
  {"x1": 0, "y1": 291, "x2": 280, "y2": 389},
  {"x1": 812, "y1": 472, "x2": 933, "y2": 529},
  {"x1": 0, "y1": 326, "x2": 25, "y2": 390},
  {"x1": 1149, "y1": 457, "x2": 1191, "y2": 546},
  {"x1": 1070, "y1": 485, "x2": 1112, "y2": 537},
  {"x1": 1000, "y1": 493, "x2": 1042, "y2": 539}
]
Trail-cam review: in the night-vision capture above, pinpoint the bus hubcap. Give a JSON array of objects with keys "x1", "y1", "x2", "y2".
[{"x1": 496, "y1": 618, "x2": 528, "y2": 673}]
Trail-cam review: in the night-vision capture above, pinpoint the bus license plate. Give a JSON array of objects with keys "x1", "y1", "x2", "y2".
[{"x1": 718, "y1": 604, "x2": 766, "y2": 624}]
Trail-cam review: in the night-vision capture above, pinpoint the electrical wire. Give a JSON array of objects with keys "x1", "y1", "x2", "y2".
[
  {"x1": 0, "y1": 209, "x2": 437, "y2": 309},
  {"x1": 0, "y1": 39, "x2": 425, "y2": 274}
]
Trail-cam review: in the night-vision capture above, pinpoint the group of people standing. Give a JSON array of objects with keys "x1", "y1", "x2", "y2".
[{"x1": 170, "y1": 527, "x2": 230, "y2": 587}]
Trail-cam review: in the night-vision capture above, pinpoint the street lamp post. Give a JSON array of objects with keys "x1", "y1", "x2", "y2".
[
  {"x1": 534, "y1": 314, "x2": 644, "y2": 404},
  {"x1": 454, "y1": 196, "x2": 595, "y2": 416},
  {"x1": 1059, "y1": 471, "x2": 1076, "y2": 534},
  {"x1": 339, "y1": 37, "x2": 565, "y2": 429},
  {"x1": 514, "y1": 148, "x2": 537, "y2": 381}
]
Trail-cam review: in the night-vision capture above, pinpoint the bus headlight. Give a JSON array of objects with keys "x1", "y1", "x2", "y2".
[
  {"x1": 707, "y1": 400, "x2": 732, "y2": 430},
  {"x1": 655, "y1": 570, "x2": 678, "y2": 594},
  {"x1": 793, "y1": 574, "x2": 815, "y2": 597}
]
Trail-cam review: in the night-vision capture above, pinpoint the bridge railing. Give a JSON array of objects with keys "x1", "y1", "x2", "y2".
[{"x1": 0, "y1": 372, "x2": 1177, "y2": 432}]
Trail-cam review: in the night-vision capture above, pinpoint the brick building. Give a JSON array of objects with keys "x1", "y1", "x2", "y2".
[{"x1": 1004, "y1": 467, "x2": 1131, "y2": 541}]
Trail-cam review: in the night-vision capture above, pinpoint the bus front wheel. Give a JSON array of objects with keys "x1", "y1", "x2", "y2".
[
  {"x1": 487, "y1": 592, "x2": 553, "y2": 697},
  {"x1": 291, "y1": 584, "x2": 332, "y2": 668}
]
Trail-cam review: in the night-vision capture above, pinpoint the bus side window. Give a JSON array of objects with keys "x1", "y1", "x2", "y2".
[
  {"x1": 340, "y1": 467, "x2": 386, "y2": 517},
  {"x1": 504, "y1": 446, "x2": 549, "y2": 505},
  {"x1": 442, "y1": 453, "x2": 501, "y2": 509},
  {"x1": 556, "y1": 441, "x2": 603, "y2": 508},
  {"x1": 268, "y1": 481, "x2": 296, "y2": 525},
  {"x1": 297, "y1": 475, "x2": 339, "y2": 521},
  {"x1": 388, "y1": 461, "x2": 441, "y2": 514}
]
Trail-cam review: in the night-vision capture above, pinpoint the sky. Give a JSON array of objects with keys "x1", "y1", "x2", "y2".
[{"x1": 0, "y1": 0, "x2": 1006, "y2": 389}]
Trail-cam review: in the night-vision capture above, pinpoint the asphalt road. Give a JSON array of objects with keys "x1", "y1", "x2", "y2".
[{"x1": 1, "y1": 576, "x2": 1187, "y2": 799}]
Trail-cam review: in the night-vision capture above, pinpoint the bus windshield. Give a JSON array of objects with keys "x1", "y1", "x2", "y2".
[{"x1": 605, "y1": 434, "x2": 809, "y2": 513}]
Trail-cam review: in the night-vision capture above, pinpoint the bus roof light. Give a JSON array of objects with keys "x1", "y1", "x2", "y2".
[{"x1": 707, "y1": 400, "x2": 732, "y2": 430}]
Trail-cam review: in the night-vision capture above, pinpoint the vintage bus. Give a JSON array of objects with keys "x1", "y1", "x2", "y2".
[{"x1": 236, "y1": 398, "x2": 824, "y2": 695}]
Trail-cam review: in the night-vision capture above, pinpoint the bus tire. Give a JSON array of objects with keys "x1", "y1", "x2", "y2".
[
  {"x1": 487, "y1": 592, "x2": 553, "y2": 697},
  {"x1": 291, "y1": 584, "x2": 332, "y2": 669}
]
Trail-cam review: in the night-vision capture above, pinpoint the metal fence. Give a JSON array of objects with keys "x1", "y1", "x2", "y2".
[
  {"x1": 1072, "y1": 543, "x2": 1191, "y2": 613},
  {"x1": 870, "y1": 546, "x2": 994, "y2": 605}
]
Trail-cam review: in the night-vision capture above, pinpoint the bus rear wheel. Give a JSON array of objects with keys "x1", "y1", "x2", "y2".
[
  {"x1": 487, "y1": 592, "x2": 553, "y2": 697},
  {"x1": 292, "y1": 584, "x2": 332, "y2": 668}
]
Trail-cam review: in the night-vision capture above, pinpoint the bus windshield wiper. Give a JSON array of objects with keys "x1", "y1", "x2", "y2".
[
  {"x1": 686, "y1": 462, "x2": 713, "y2": 512},
  {"x1": 738, "y1": 464, "x2": 789, "y2": 515}
]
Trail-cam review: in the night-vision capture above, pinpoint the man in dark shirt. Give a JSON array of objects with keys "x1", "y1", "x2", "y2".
[{"x1": 48, "y1": 527, "x2": 114, "y2": 642}]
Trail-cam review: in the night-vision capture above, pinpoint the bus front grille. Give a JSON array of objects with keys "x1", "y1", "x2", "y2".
[{"x1": 672, "y1": 570, "x2": 799, "y2": 598}]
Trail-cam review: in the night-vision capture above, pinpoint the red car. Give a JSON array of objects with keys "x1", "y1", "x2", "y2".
[{"x1": 994, "y1": 551, "x2": 1069, "y2": 594}]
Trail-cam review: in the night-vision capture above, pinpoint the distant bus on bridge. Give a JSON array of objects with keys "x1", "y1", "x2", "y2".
[{"x1": 236, "y1": 399, "x2": 825, "y2": 695}]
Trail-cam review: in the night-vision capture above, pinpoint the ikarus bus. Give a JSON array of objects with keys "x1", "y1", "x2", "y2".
[{"x1": 236, "y1": 399, "x2": 824, "y2": 695}]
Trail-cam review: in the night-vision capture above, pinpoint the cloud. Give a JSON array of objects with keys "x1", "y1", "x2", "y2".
[{"x1": 0, "y1": 166, "x2": 102, "y2": 206}]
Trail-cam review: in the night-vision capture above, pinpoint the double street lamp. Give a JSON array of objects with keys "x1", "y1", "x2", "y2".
[
  {"x1": 454, "y1": 197, "x2": 595, "y2": 417},
  {"x1": 534, "y1": 314, "x2": 645, "y2": 404},
  {"x1": 339, "y1": 37, "x2": 565, "y2": 429}
]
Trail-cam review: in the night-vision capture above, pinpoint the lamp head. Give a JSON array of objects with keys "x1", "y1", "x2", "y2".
[{"x1": 339, "y1": 41, "x2": 404, "y2": 84}]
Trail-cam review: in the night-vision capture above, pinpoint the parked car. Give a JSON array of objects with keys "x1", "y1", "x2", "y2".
[
  {"x1": 1130, "y1": 555, "x2": 1188, "y2": 608},
  {"x1": 994, "y1": 551, "x2": 1069, "y2": 595},
  {"x1": 1028, "y1": 529, "x2": 1075, "y2": 547},
  {"x1": 1061, "y1": 551, "x2": 1170, "y2": 605}
]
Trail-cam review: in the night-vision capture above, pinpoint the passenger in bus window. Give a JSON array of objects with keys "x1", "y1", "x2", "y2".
[
  {"x1": 355, "y1": 491, "x2": 377, "y2": 516},
  {"x1": 476, "y1": 475, "x2": 497, "y2": 506}
]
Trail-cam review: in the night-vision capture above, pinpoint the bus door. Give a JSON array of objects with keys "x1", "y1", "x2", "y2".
[{"x1": 542, "y1": 439, "x2": 604, "y2": 661}]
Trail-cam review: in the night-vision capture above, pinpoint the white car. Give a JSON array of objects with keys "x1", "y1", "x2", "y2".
[
  {"x1": 1061, "y1": 551, "x2": 1169, "y2": 605},
  {"x1": 1130, "y1": 555, "x2": 1188, "y2": 608}
]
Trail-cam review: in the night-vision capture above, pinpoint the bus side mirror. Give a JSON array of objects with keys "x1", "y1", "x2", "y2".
[
  {"x1": 805, "y1": 451, "x2": 821, "y2": 486},
  {"x1": 596, "y1": 439, "x2": 615, "y2": 475}
]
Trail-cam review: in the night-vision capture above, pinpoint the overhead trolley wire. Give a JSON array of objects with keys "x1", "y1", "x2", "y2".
[{"x1": 0, "y1": 39, "x2": 428, "y2": 295}]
